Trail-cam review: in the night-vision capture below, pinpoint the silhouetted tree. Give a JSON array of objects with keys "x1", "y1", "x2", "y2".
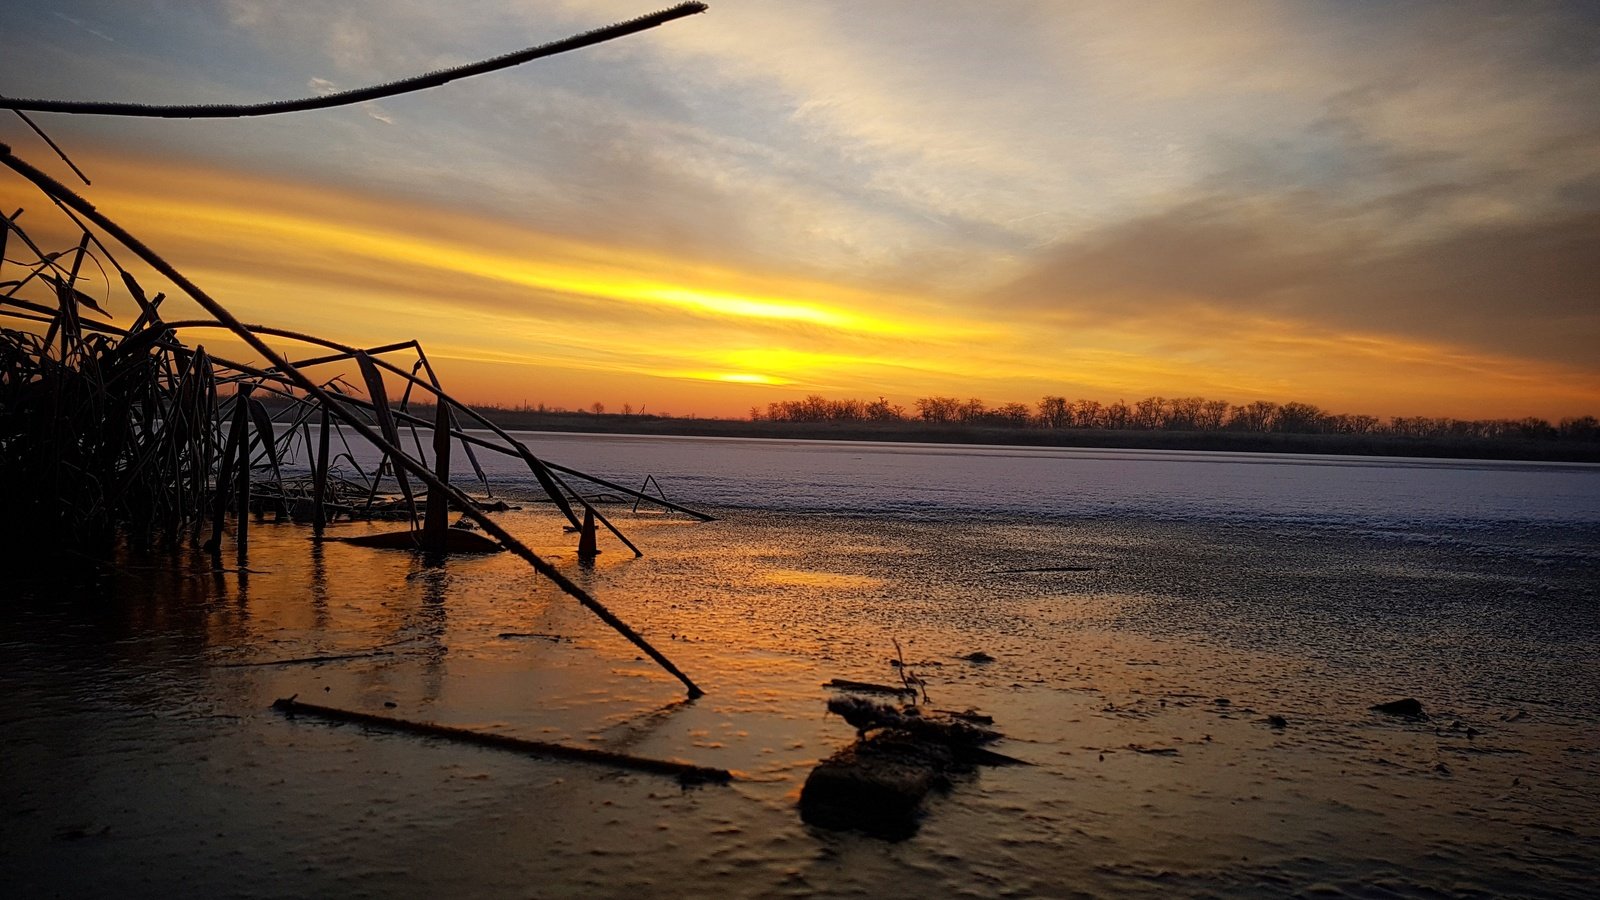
[
  {"x1": 865, "y1": 397, "x2": 905, "y2": 421},
  {"x1": 1132, "y1": 396, "x2": 1166, "y2": 430},
  {"x1": 1229, "y1": 401, "x2": 1278, "y2": 432},
  {"x1": 1275, "y1": 402, "x2": 1325, "y2": 433},
  {"x1": 916, "y1": 396, "x2": 961, "y2": 423},
  {"x1": 1037, "y1": 396, "x2": 1070, "y2": 429},
  {"x1": 996, "y1": 402, "x2": 1031, "y2": 426}
]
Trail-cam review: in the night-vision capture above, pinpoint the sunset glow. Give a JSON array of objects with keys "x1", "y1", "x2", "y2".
[{"x1": 3, "y1": 2, "x2": 1597, "y2": 420}]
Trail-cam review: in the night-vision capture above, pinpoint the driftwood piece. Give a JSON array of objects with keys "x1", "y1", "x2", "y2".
[
  {"x1": 824, "y1": 679, "x2": 917, "y2": 697},
  {"x1": 271, "y1": 696, "x2": 731, "y2": 784},
  {"x1": 825, "y1": 697, "x2": 1000, "y2": 744}
]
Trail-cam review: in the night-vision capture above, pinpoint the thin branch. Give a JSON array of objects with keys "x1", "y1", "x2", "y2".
[
  {"x1": 0, "y1": 3, "x2": 707, "y2": 119},
  {"x1": 11, "y1": 111, "x2": 91, "y2": 183}
]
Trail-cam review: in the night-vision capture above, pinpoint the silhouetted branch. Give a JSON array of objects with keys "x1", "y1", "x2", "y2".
[
  {"x1": 0, "y1": 3, "x2": 707, "y2": 119},
  {"x1": 11, "y1": 111, "x2": 90, "y2": 183}
]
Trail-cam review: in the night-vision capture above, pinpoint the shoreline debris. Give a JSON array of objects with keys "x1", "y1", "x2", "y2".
[
  {"x1": 823, "y1": 678, "x2": 918, "y2": 697},
  {"x1": 271, "y1": 695, "x2": 731, "y2": 785},
  {"x1": 800, "y1": 697, "x2": 1022, "y2": 840}
]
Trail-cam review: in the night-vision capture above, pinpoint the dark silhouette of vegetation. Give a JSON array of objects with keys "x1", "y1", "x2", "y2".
[
  {"x1": 0, "y1": 3, "x2": 712, "y2": 696},
  {"x1": 748, "y1": 393, "x2": 1598, "y2": 445}
]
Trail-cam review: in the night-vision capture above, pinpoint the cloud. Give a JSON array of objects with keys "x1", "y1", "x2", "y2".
[{"x1": 994, "y1": 190, "x2": 1600, "y2": 368}]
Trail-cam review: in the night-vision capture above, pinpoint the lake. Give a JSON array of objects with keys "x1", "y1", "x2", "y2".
[{"x1": 3, "y1": 434, "x2": 1597, "y2": 897}]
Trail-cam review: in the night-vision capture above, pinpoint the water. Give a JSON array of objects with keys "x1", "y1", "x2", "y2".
[{"x1": 3, "y1": 434, "x2": 1597, "y2": 897}]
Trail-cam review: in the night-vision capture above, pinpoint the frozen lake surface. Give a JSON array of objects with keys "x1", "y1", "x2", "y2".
[{"x1": 501, "y1": 432, "x2": 1600, "y2": 528}]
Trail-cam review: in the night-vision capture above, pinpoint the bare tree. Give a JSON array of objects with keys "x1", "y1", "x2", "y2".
[
  {"x1": 916, "y1": 396, "x2": 961, "y2": 423},
  {"x1": 1037, "y1": 396, "x2": 1071, "y2": 429}
]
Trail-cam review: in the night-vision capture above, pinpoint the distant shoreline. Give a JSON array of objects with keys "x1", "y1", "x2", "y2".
[{"x1": 468, "y1": 409, "x2": 1600, "y2": 463}]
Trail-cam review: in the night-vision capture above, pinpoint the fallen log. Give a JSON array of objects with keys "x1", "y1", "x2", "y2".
[{"x1": 270, "y1": 695, "x2": 732, "y2": 785}]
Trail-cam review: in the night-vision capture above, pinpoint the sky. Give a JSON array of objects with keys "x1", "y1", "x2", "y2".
[{"x1": 2, "y1": 0, "x2": 1597, "y2": 421}]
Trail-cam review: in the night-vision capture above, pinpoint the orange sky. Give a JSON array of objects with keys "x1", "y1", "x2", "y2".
[{"x1": 3, "y1": 2, "x2": 1597, "y2": 421}]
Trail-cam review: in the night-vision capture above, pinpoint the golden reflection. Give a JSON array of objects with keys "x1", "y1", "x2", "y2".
[{"x1": 758, "y1": 569, "x2": 883, "y2": 590}]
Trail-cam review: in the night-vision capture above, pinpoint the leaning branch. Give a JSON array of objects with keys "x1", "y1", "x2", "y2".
[{"x1": 0, "y1": 3, "x2": 707, "y2": 119}]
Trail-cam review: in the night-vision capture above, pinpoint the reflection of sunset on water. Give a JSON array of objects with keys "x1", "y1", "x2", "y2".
[{"x1": 757, "y1": 569, "x2": 883, "y2": 590}]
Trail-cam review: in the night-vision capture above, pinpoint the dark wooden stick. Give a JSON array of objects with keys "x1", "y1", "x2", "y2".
[
  {"x1": 11, "y1": 110, "x2": 91, "y2": 184},
  {"x1": 271, "y1": 696, "x2": 731, "y2": 784},
  {"x1": 1, "y1": 4, "x2": 708, "y2": 118},
  {"x1": 422, "y1": 398, "x2": 451, "y2": 550},
  {"x1": 313, "y1": 405, "x2": 330, "y2": 532},
  {"x1": 207, "y1": 392, "x2": 247, "y2": 551},
  {"x1": 235, "y1": 385, "x2": 252, "y2": 549}
]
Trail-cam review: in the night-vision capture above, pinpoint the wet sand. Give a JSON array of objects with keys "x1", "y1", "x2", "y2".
[{"x1": 3, "y1": 498, "x2": 1596, "y2": 898}]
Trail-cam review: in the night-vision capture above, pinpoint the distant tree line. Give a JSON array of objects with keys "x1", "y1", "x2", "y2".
[{"x1": 750, "y1": 395, "x2": 1600, "y2": 442}]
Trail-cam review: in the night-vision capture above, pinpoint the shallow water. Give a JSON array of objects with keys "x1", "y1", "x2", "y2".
[{"x1": 3, "y1": 435, "x2": 1597, "y2": 897}]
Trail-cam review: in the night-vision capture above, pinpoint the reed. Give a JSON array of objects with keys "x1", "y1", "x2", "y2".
[{"x1": 0, "y1": 2, "x2": 713, "y2": 694}]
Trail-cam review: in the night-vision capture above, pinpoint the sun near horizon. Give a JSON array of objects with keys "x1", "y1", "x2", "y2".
[{"x1": 2, "y1": 2, "x2": 1597, "y2": 424}]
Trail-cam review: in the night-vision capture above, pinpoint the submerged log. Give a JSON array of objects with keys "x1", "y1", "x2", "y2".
[
  {"x1": 800, "y1": 733, "x2": 956, "y2": 841},
  {"x1": 799, "y1": 699, "x2": 1018, "y2": 839},
  {"x1": 271, "y1": 695, "x2": 732, "y2": 784}
]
